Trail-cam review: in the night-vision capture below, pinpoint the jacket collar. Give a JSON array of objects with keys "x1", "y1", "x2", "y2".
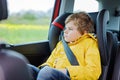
[{"x1": 68, "y1": 33, "x2": 97, "y2": 45}]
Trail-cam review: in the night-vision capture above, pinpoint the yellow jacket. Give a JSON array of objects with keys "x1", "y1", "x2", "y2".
[{"x1": 39, "y1": 33, "x2": 101, "y2": 80}]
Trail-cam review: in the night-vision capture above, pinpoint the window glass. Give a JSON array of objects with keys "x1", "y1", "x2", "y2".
[
  {"x1": 74, "y1": 0, "x2": 98, "y2": 12},
  {"x1": 0, "y1": 0, "x2": 55, "y2": 44}
]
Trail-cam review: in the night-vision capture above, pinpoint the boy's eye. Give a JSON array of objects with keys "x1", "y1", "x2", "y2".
[
  {"x1": 64, "y1": 26, "x2": 73, "y2": 31},
  {"x1": 68, "y1": 27, "x2": 73, "y2": 30}
]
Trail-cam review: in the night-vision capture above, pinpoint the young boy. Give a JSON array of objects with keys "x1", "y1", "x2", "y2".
[{"x1": 32, "y1": 11, "x2": 101, "y2": 80}]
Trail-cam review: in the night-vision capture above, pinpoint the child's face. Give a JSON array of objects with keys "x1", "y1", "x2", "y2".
[{"x1": 64, "y1": 21, "x2": 82, "y2": 42}]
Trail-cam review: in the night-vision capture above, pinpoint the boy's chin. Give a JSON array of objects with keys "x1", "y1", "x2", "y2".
[{"x1": 64, "y1": 39, "x2": 70, "y2": 43}]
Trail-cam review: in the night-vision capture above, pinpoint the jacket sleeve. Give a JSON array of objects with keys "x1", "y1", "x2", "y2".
[
  {"x1": 38, "y1": 42, "x2": 60, "y2": 68},
  {"x1": 66, "y1": 41, "x2": 101, "y2": 80}
]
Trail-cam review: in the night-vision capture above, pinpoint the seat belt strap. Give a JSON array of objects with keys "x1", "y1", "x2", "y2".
[{"x1": 62, "y1": 37, "x2": 79, "y2": 65}]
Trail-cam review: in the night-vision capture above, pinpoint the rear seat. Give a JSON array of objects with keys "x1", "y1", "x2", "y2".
[
  {"x1": 106, "y1": 32, "x2": 118, "y2": 80},
  {"x1": 111, "y1": 41, "x2": 120, "y2": 80}
]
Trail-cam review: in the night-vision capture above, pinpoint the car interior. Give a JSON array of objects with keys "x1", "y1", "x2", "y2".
[{"x1": 0, "y1": 0, "x2": 120, "y2": 80}]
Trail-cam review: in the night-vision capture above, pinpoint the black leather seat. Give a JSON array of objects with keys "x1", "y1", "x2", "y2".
[
  {"x1": 96, "y1": 9, "x2": 118, "y2": 80},
  {"x1": 96, "y1": 9, "x2": 110, "y2": 80},
  {"x1": 111, "y1": 42, "x2": 120, "y2": 80},
  {"x1": 0, "y1": 43, "x2": 32, "y2": 80},
  {"x1": 106, "y1": 31, "x2": 118, "y2": 80}
]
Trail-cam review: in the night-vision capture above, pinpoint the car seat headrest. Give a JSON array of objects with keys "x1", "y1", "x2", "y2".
[
  {"x1": 52, "y1": 13, "x2": 72, "y2": 30},
  {"x1": 49, "y1": 13, "x2": 72, "y2": 51}
]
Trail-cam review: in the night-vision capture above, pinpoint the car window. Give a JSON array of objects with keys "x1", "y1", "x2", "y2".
[
  {"x1": 0, "y1": 0, "x2": 55, "y2": 44},
  {"x1": 74, "y1": 0, "x2": 98, "y2": 12}
]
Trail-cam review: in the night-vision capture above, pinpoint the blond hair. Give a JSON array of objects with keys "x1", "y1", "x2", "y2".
[{"x1": 65, "y1": 12, "x2": 94, "y2": 34}]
